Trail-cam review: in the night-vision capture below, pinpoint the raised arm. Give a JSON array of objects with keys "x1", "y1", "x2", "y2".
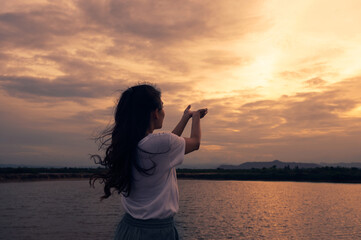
[
  {"x1": 172, "y1": 105, "x2": 192, "y2": 136},
  {"x1": 184, "y1": 108, "x2": 207, "y2": 154}
]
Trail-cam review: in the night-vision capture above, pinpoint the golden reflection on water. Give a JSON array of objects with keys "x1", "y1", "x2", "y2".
[
  {"x1": 0, "y1": 180, "x2": 359, "y2": 239},
  {"x1": 177, "y1": 180, "x2": 361, "y2": 240}
]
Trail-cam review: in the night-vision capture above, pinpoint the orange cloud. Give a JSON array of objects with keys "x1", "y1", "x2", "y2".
[{"x1": 0, "y1": 0, "x2": 360, "y2": 167}]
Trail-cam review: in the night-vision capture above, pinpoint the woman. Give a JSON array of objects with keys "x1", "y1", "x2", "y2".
[{"x1": 90, "y1": 84, "x2": 207, "y2": 239}]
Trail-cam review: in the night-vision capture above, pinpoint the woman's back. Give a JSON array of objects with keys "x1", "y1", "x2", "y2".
[{"x1": 121, "y1": 132, "x2": 185, "y2": 220}]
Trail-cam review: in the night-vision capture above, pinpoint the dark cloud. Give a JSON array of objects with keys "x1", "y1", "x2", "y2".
[
  {"x1": 0, "y1": 0, "x2": 267, "y2": 52},
  {"x1": 278, "y1": 62, "x2": 327, "y2": 80},
  {"x1": 0, "y1": 75, "x2": 125, "y2": 100},
  {"x1": 0, "y1": 125, "x2": 95, "y2": 166},
  {"x1": 74, "y1": 0, "x2": 269, "y2": 72},
  {"x1": 201, "y1": 51, "x2": 247, "y2": 69},
  {"x1": 157, "y1": 81, "x2": 197, "y2": 104},
  {"x1": 332, "y1": 76, "x2": 361, "y2": 98},
  {"x1": 42, "y1": 53, "x2": 102, "y2": 78},
  {"x1": 0, "y1": 52, "x2": 9, "y2": 60},
  {"x1": 0, "y1": 52, "x2": 9, "y2": 72},
  {"x1": 77, "y1": 0, "x2": 266, "y2": 42},
  {"x1": 0, "y1": 6, "x2": 81, "y2": 50},
  {"x1": 0, "y1": 0, "x2": 270, "y2": 85},
  {"x1": 304, "y1": 77, "x2": 326, "y2": 87},
  {"x1": 63, "y1": 107, "x2": 114, "y2": 131},
  {"x1": 239, "y1": 87, "x2": 358, "y2": 136}
]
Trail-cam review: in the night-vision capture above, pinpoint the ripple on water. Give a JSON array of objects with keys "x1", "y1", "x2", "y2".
[{"x1": 0, "y1": 180, "x2": 360, "y2": 239}]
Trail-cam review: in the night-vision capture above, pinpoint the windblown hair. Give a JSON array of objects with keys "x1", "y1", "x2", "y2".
[{"x1": 90, "y1": 84, "x2": 162, "y2": 199}]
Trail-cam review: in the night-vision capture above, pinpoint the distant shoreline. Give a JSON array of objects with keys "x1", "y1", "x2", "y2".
[
  {"x1": 1, "y1": 175, "x2": 360, "y2": 184},
  {"x1": 176, "y1": 167, "x2": 361, "y2": 183},
  {"x1": 176, "y1": 173, "x2": 361, "y2": 184},
  {"x1": 0, "y1": 173, "x2": 92, "y2": 183},
  {"x1": 1, "y1": 167, "x2": 360, "y2": 184}
]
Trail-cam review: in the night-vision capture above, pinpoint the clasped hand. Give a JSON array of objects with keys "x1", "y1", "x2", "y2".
[{"x1": 183, "y1": 105, "x2": 208, "y2": 119}]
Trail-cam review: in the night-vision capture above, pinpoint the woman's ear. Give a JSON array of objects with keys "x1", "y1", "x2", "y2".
[{"x1": 151, "y1": 109, "x2": 159, "y2": 120}]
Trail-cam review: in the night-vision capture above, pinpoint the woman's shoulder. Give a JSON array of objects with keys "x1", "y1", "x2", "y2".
[
  {"x1": 138, "y1": 132, "x2": 173, "y2": 153},
  {"x1": 147, "y1": 132, "x2": 183, "y2": 146},
  {"x1": 149, "y1": 132, "x2": 171, "y2": 139},
  {"x1": 142, "y1": 132, "x2": 171, "y2": 145}
]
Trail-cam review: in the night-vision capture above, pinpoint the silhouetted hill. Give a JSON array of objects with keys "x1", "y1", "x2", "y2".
[{"x1": 218, "y1": 160, "x2": 321, "y2": 169}]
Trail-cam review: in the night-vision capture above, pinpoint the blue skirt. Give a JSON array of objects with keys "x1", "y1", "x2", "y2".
[{"x1": 114, "y1": 213, "x2": 179, "y2": 240}]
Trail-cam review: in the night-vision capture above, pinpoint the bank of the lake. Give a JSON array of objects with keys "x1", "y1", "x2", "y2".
[{"x1": 1, "y1": 167, "x2": 361, "y2": 183}]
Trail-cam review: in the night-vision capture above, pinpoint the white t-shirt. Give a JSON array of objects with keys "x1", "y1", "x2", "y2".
[{"x1": 121, "y1": 132, "x2": 185, "y2": 220}]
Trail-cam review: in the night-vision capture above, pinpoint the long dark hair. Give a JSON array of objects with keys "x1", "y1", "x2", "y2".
[{"x1": 90, "y1": 84, "x2": 162, "y2": 199}]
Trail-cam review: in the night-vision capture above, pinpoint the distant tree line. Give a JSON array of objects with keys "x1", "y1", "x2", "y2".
[
  {"x1": 0, "y1": 167, "x2": 104, "y2": 174},
  {"x1": 1, "y1": 166, "x2": 360, "y2": 183},
  {"x1": 0, "y1": 167, "x2": 105, "y2": 182},
  {"x1": 177, "y1": 166, "x2": 361, "y2": 183}
]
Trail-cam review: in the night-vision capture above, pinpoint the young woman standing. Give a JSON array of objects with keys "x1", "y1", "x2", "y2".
[{"x1": 90, "y1": 84, "x2": 207, "y2": 239}]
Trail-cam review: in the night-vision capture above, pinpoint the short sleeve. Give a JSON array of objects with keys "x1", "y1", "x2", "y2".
[{"x1": 168, "y1": 133, "x2": 186, "y2": 168}]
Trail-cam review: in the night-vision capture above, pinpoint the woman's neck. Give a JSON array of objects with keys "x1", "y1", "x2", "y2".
[{"x1": 146, "y1": 128, "x2": 154, "y2": 135}]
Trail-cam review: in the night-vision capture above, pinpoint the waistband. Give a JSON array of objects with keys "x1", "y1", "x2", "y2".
[{"x1": 122, "y1": 213, "x2": 175, "y2": 229}]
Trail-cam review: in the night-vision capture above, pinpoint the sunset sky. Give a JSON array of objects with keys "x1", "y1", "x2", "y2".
[{"x1": 1, "y1": 0, "x2": 361, "y2": 167}]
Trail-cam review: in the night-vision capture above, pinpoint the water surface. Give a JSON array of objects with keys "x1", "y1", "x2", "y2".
[{"x1": 0, "y1": 180, "x2": 360, "y2": 239}]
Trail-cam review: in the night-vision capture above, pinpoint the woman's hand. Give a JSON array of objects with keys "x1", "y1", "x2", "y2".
[
  {"x1": 197, "y1": 108, "x2": 208, "y2": 119},
  {"x1": 185, "y1": 105, "x2": 208, "y2": 118},
  {"x1": 183, "y1": 105, "x2": 193, "y2": 119},
  {"x1": 184, "y1": 107, "x2": 207, "y2": 154},
  {"x1": 173, "y1": 105, "x2": 207, "y2": 137}
]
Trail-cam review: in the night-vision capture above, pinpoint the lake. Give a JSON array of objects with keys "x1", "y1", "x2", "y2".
[{"x1": 0, "y1": 180, "x2": 360, "y2": 239}]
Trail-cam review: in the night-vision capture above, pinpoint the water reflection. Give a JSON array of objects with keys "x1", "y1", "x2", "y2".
[
  {"x1": 177, "y1": 181, "x2": 361, "y2": 240},
  {"x1": 0, "y1": 180, "x2": 360, "y2": 239}
]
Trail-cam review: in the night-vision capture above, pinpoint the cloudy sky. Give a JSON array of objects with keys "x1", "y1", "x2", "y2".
[{"x1": 1, "y1": 0, "x2": 361, "y2": 167}]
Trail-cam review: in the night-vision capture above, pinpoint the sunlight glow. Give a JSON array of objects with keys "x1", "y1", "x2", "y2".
[
  {"x1": 341, "y1": 105, "x2": 361, "y2": 118},
  {"x1": 240, "y1": 51, "x2": 279, "y2": 88}
]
